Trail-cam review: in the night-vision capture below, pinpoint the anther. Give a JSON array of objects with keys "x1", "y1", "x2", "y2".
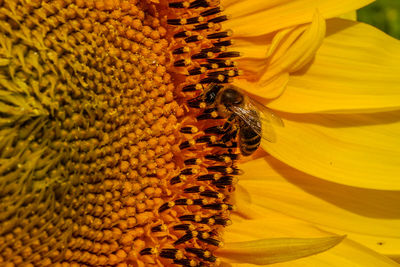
[
  {"x1": 174, "y1": 231, "x2": 195, "y2": 245},
  {"x1": 193, "y1": 22, "x2": 214, "y2": 31},
  {"x1": 189, "y1": 0, "x2": 210, "y2": 8},
  {"x1": 213, "y1": 40, "x2": 234, "y2": 47},
  {"x1": 170, "y1": 174, "x2": 187, "y2": 185},
  {"x1": 160, "y1": 249, "x2": 184, "y2": 260},
  {"x1": 196, "y1": 112, "x2": 221, "y2": 120},
  {"x1": 179, "y1": 139, "x2": 195, "y2": 149},
  {"x1": 200, "y1": 75, "x2": 231, "y2": 84},
  {"x1": 188, "y1": 67, "x2": 207, "y2": 76},
  {"x1": 173, "y1": 224, "x2": 195, "y2": 231},
  {"x1": 198, "y1": 236, "x2": 223, "y2": 247},
  {"x1": 187, "y1": 16, "x2": 204, "y2": 24},
  {"x1": 197, "y1": 173, "x2": 220, "y2": 181},
  {"x1": 180, "y1": 126, "x2": 199, "y2": 134},
  {"x1": 180, "y1": 168, "x2": 198, "y2": 175},
  {"x1": 151, "y1": 224, "x2": 167, "y2": 232},
  {"x1": 183, "y1": 185, "x2": 202, "y2": 193},
  {"x1": 179, "y1": 214, "x2": 201, "y2": 222},
  {"x1": 207, "y1": 30, "x2": 232, "y2": 39},
  {"x1": 174, "y1": 59, "x2": 191, "y2": 67},
  {"x1": 216, "y1": 51, "x2": 241, "y2": 58},
  {"x1": 195, "y1": 135, "x2": 217, "y2": 144},
  {"x1": 185, "y1": 35, "x2": 203, "y2": 43},
  {"x1": 208, "y1": 15, "x2": 229, "y2": 24},
  {"x1": 212, "y1": 175, "x2": 233, "y2": 187},
  {"x1": 175, "y1": 198, "x2": 194, "y2": 205},
  {"x1": 174, "y1": 30, "x2": 192, "y2": 38},
  {"x1": 202, "y1": 202, "x2": 233, "y2": 211},
  {"x1": 169, "y1": 1, "x2": 190, "y2": 8},
  {"x1": 191, "y1": 51, "x2": 213, "y2": 60},
  {"x1": 200, "y1": 190, "x2": 222, "y2": 199},
  {"x1": 167, "y1": 18, "x2": 188, "y2": 25},
  {"x1": 173, "y1": 47, "x2": 190, "y2": 54},
  {"x1": 182, "y1": 84, "x2": 203, "y2": 92},
  {"x1": 184, "y1": 158, "x2": 202, "y2": 165},
  {"x1": 192, "y1": 198, "x2": 207, "y2": 205},
  {"x1": 200, "y1": 7, "x2": 223, "y2": 17},
  {"x1": 204, "y1": 126, "x2": 225, "y2": 134},
  {"x1": 201, "y1": 46, "x2": 226, "y2": 53},
  {"x1": 159, "y1": 201, "x2": 175, "y2": 213},
  {"x1": 174, "y1": 259, "x2": 198, "y2": 267},
  {"x1": 140, "y1": 247, "x2": 157, "y2": 255}
]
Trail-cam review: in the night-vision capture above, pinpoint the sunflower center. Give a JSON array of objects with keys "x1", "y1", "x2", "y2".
[{"x1": 0, "y1": 0, "x2": 241, "y2": 266}]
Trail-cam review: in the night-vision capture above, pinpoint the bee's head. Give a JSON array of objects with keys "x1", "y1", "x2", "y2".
[{"x1": 220, "y1": 87, "x2": 244, "y2": 108}]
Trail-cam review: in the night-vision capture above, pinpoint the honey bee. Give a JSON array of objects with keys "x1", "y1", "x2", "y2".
[{"x1": 200, "y1": 84, "x2": 284, "y2": 156}]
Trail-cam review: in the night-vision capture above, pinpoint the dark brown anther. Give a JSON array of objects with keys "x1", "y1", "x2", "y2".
[
  {"x1": 174, "y1": 30, "x2": 192, "y2": 38},
  {"x1": 174, "y1": 259, "x2": 198, "y2": 267},
  {"x1": 184, "y1": 185, "x2": 201, "y2": 193},
  {"x1": 201, "y1": 46, "x2": 225, "y2": 53},
  {"x1": 174, "y1": 231, "x2": 194, "y2": 245},
  {"x1": 170, "y1": 174, "x2": 184, "y2": 185},
  {"x1": 200, "y1": 7, "x2": 222, "y2": 17},
  {"x1": 184, "y1": 158, "x2": 201, "y2": 165},
  {"x1": 197, "y1": 174, "x2": 216, "y2": 181},
  {"x1": 159, "y1": 201, "x2": 174, "y2": 213},
  {"x1": 140, "y1": 248, "x2": 154, "y2": 255},
  {"x1": 173, "y1": 47, "x2": 190, "y2": 54},
  {"x1": 207, "y1": 165, "x2": 240, "y2": 174},
  {"x1": 180, "y1": 168, "x2": 197, "y2": 175},
  {"x1": 200, "y1": 190, "x2": 220, "y2": 198},
  {"x1": 200, "y1": 76, "x2": 231, "y2": 84},
  {"x1": 179, "y1": 214, "x2": 198, "y2": 222},
  {"x1": 207, "y1": 30, "x2": 232, "y2": 39},
  {"x1": 198, "y1": 236, "x2": 222, "y2": 247},
  {"x1": 174, "y1": 59, "x2": 191, "y2": 67},
  {"x1": 208, "y1": 15, "x2": 229, "y2": 23},
  {"x1": 213, "y1": 40, "x2": 234, "y2": 47},
  {"x1": 195, "y1": 135, "x2": 216, "y2": 144},
  {"x1": 160, "y1": 248, "x2": 181, "y2": 260},
  {"x1": 182, "y1": 84, "x2": 203, "y2": 92},
  {"x1": 175, "y1": 198, "x2": 193, "y2": 205},
  {"x1": 191, "y1": 51, "x2": 213, "y2": 59},
  {"x1": 193, "y1": 22, "x2": 213, "y2": 31},
  {"x1": 179, "y1": 140, "x2": 195, "y2": 149},
  {"x1": 151, "y1": 224, "x2": 165, "y2": 232},
  {"x1": 180, "y1": 126, "x2": 198, "y2": 134},
  {"x1": 168, "y1": 18, "x2": 187, "y2": 25},
  {"x1": 202, "y1": 202, "x2": 233, "y2": 211},
  {"x1": 189, "y1": 0, "x2": 210, "y2": 9},
  {"x1": 192, "y1": 199, "x2": 205, "y2": 205},
  {"x1": 204, "y1": 126, "x2": 225, "y2": 134},
  {"x1": 188, "y1": 67, "x2": 206, "y2": 76},
  {"x1": 187, "y1": 16, "x2": 203, "y2": 24},
  {"x1": 197, "y1": 113, "x2": 222, "y2": 120},
  {"x1": 185, "y1": 35, "x2": 203, "y2": 43},
  {"x1": 216, "y1": 51, "x2": 241, "y2": 58},
  {"x1": 169, "y1": 1, "x2": 190, "y2": 8},
  {"x1": 173, "y1": 224, "x2": 193, "y2": 231}
]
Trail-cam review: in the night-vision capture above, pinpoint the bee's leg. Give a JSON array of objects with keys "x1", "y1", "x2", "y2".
[{"x1": 222, "y1": 114, "x2": 236, "y2": 132}]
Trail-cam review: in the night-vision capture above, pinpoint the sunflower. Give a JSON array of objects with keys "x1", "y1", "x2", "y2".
[{"x1": 0, "y1": 0, "x2": 399, "y2": 266}]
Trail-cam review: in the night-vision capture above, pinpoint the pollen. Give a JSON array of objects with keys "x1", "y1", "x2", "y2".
[{"x1": 1, "y1": 0, "x2": 242, "y2": 266}]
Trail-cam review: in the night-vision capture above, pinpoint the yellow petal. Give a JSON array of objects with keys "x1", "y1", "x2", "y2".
[
  {"x1": 261, "y1": 110, "x2": 400, "y2": 190},
  {"x1": 220, "y1": 215, "x2": 398, "y2": 266},
  {"x1": 236, "y1": 157, "x2": 400, "y2": 255},
  {"x1": 222, "y1": 0, "x2": 373, "y2": 37},
  {"x1": 216, "y1": 236, "x2": 344, "y2": 265},
  {"x1": 268, "y1": 19, "x2": 400, "y2": 113},
  {"x1": 233, "y1": 12, "x2": 325, "y2": 99}
]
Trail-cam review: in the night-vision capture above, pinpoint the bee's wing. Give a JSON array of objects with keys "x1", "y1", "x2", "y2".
[
  {"x1": 229, "y1": 96, "x2": 284, "y2": 143},
  {"x1": 245, "y1": 96, "x2": 284, "y2": 127}
]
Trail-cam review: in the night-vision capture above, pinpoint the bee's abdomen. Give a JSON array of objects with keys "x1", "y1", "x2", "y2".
[{"x1": 239, "y1": 123, "x2": 261, "y2": 156}]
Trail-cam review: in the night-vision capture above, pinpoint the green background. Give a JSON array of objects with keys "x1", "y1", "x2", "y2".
[{"x1": 357, "y1": 0, "x2": 400, "y2": 39}]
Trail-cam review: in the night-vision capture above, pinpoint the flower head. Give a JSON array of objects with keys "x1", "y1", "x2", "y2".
[{"x1": 0, "y1": 0, "x2": 399, "y2": 266}]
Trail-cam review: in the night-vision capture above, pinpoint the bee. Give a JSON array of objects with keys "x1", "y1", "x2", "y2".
[{"x1": 197, "y1": 84, "x2": 284, "y2": 156}]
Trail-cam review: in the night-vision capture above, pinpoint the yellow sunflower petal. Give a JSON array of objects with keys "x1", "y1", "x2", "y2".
[
  {"x1": 216, "y1": 236, "x2": 344, "y2": 265},
  {"x1": 261, "y1": 110, "x2": 400, "y2": 190},
  {"x1": 220, "y1": 215, "x2": 398, "y2": 266},
  {"x1": 236, "y1": 157, "x2": 400, "y2": 256},
  {"x1": 233, "y1": 12, "x2": 325, "y2": 99},
  {"x1": 222, "y1": 0, "x2": 373, "y2": 37},
  {"x1": 268, "y1": 19, "x2": 400, "y2": 113}
]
